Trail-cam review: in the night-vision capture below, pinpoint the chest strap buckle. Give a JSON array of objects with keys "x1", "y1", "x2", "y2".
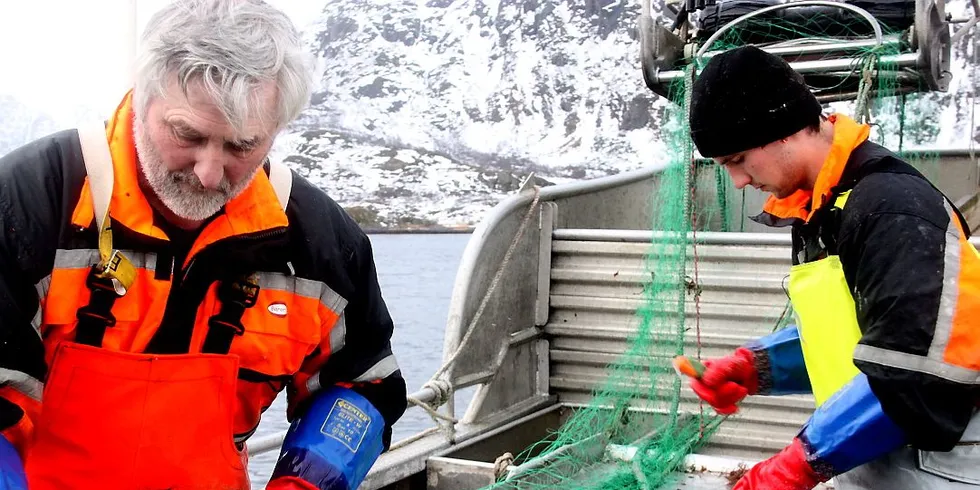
[{"x1": 202, "y1": 274, "x2": 261, "y2": 354}]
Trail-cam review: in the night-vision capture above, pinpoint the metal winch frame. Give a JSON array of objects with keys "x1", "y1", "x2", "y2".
[{"x1": 640, "y1": 0, "x2": 979, "y2": 103}]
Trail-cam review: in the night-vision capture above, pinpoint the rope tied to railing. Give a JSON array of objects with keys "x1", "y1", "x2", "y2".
[
  {"x1": 406, "y1": 379, "x2": 456, "y2": 424},
  {"x1": 854, "y1": 49, "x2": 882, "y2": 125},
  {"x1": 403, "y1": 183, "x2": 544, "y2": 444}
]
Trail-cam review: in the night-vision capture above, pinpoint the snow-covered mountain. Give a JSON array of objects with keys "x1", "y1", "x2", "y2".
[
  {"x1": 279, "y1": 0, "x2": 978, "y2": 227},
  {"x1": 2, "y1": 1, "x2": 977, "y2": 229},
  {"x1": 292, "y1": 0, "x2": 662, "y2": 176},
  {"x1": 272, "y1": 128, "x2": 554, "y2": 229}
]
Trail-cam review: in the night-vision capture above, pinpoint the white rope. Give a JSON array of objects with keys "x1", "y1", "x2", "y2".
[
  {"x1": 404, "y1": 185, "x2": 544, "y2": 442},
  {"x1": 493, "y1": 452, "x2": 514, "y2": 481},
  {"x1": 853, "y1": 52, "x2": 878, "y2": 125},
  {"x1": 405, "y1": 379, "x2": 457, "y2": 424}
]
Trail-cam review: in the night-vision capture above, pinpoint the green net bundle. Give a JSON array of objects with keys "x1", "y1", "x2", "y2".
[{"x1": 479, "y1": 6, "x2": 945, "y2": 489}]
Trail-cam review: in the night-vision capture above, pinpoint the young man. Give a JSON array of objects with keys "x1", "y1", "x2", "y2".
[
  {"x1": 0, "y1": 1, "x2": 406, "y2": 489},
  {"x1": 686, "y1": 45, "x2": 980, "y2": 489}
]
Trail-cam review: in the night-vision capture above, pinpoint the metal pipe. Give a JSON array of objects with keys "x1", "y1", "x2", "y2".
[
  {"x1": 814, "y1": 85, "x2": 919, "y2": 103},
  {"x1": 553, "y1": 228, "x2": 980, "y2": 248},
  {"x1": 605, "y1": 445, "x2": 761, "y2": 472},
  {"x1": 407, "y1": 385, "x2": 440, "y2": 405},
  {"x1": 503, "y1": 433, "x2": 605, "y2": 481},
  {"x1": 247, "y1": 431, "x2": 286, "y2": 456},
  {"x1": 699, "y1": 35, "x2": 903, "y2": 61},
  {"x1": 951, "y1": 15, "x2": 979, "y2": 44},
  {"x1": 655, "y1": 52, "x2": 920, "y2": 83},
  {"x1": 552, "y1": 229, "x2": 793, "y2": 245},
  {"x1": 695, "y1": 0, "x2": 884, "y2": 58}
]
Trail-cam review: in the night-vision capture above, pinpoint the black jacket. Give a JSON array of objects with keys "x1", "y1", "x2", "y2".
[{"x1": 756, "y1": 140, "x2": 980, "y2": 450}]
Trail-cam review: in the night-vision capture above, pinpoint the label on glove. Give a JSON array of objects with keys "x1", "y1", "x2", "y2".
[{"x1": 321, "y1": 398, "x2": 372, "y2": 453}]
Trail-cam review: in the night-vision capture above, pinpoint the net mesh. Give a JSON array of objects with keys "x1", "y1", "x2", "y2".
[{"x1": 479, "y1": 5, "x2": 949, "y2": 489}]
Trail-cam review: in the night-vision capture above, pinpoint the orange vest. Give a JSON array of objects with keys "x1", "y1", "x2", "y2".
[{"x1": 22, "y1": 93, "x2": 346, "y2": 489}]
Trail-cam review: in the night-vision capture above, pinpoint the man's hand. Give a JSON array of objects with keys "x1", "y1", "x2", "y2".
[
  {"x1": 732, "y1": 438, "x2": 824, "y2": 490},
  {"x1": 689, "y1": 347, "x2": 759, "y2": 415}
]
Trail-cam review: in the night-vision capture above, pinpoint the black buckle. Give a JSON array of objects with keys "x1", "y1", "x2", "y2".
[
  {"x1": 218, "y1": 276, "x2": 259, "y2": 309},
  {"x1": 75, "y1": 264, "x2": 122, "y2": 346},
  {"x1": 85, "y1": 264, "x2": 120, "y2": 294},
  {"x1": 76, "y1": 306, "x2": 117, "y2": 327},
  {"x1": 211, "y1": 275, "x2": 261, "y2": 338},
  {"x1": 202, "y1": 274, "x2": 260, "y2": 355}
]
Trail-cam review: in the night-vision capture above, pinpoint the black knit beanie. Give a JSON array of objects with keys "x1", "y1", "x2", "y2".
[{"x1": 689, "y1": 45, "x2": 823, "y2": 158}]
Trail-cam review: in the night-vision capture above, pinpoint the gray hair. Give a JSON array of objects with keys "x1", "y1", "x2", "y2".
[{"x1": 133, "y1": 0, "x2": 313, "y2": 135}]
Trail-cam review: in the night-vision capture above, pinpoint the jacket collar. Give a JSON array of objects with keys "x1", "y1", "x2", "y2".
[{"x1": 752, "y1": 113, "x2": 871, "y2": 227}]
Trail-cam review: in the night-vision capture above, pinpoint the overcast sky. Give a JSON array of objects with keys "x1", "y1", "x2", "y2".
[{"x1": 0, "y1": 0, "x2": 324, "y2": 119}]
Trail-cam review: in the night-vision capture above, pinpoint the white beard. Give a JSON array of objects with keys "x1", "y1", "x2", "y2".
[{"x1": 133, "y1": 121, "x2": 257, "y2": 222}]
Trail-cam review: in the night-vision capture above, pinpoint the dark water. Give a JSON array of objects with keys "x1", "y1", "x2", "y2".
[{"x1": 248, "y1": 233, "x2": 473, "y2": 487}]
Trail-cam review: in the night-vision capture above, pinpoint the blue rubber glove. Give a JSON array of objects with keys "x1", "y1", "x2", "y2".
[
  {"x1": 732, "y1": 373, "x2": 907, "y2": 489},
  {"x1": 0, "y1": 436, "x2": 27, "y2": 490},
  {"x1": 268, "y1": 386, "x2": 385, "y2": 490}
]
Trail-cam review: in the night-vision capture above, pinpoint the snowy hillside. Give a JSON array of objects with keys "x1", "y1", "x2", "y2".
[
  {"x1": 271, "y1": 128, "x2": 554, "y2": 229},
  {"x1": 1, "y1": 0, "x2": 976, "y2": 228},
  {"x1": 280, "y1": 0, "x2": 978, "y2": 227},
  {"x1": 291, "y1": 0, "x2": 666, "y2": 179}
]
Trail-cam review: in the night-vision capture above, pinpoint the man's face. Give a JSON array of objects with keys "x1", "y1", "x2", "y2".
[
  {"x1": 714, "y1": 141, "x2": 804, "y2": 199},
  {"x1": 133, "y1": 78, "x2": 279, "y2": 223}
]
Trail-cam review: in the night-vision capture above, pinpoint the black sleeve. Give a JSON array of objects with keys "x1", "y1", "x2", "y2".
[
  {"x1": 0, "y1": 131, "x2": 74, "y2": 432},
  {"x1": 839, "y1": 171, "x2": 980, "y2": 451},
  {"x1": 319, "y1": 232, "x2": 407, "y2": 449}
]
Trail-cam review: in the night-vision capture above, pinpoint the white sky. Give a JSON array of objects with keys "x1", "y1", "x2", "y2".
[{"x1": 0, "y1": 1, "x2": 324, "y2": 121}]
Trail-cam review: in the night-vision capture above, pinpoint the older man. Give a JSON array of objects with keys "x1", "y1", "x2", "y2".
[{"x1": 0, "y1": 1, "x2": 406, "y2": 489}]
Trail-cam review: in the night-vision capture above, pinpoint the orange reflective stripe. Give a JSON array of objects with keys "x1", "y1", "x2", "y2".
[
  {"x1": 760, "y1": 114, "x2": 870, "y2": 222},
  {"x1": 947, "y1": 246, "x2": 980, "y2": 370},
  {"x1": 853, "y1": 199, "x2": 980, "y2": 384},
  {"x1": 943, "y1": 206, "x2": 980, "y2": 371}
]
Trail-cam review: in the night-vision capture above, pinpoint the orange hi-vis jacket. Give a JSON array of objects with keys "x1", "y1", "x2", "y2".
[{"x1": 0, "y1": 92, "x2": 407, "y2": 487}]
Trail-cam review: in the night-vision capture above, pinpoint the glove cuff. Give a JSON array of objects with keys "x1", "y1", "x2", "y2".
[
  {"x1": 732, "y1": 347, "x2": 761, "y2": 396},
  {"x1": 795, "y1": 437, "x2": 835, "y2": 484}
]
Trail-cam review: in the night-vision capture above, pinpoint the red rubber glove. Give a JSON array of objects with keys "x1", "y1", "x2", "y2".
[
  {"x1": 266, "y1": 477, "x2": 318, "y2": 490},
  {"x1": 732, "y1": 438, "x2": 825, "y2": 490},
  {"x1": 690, "y1": 347, "x2": 759, "y2": 415}
]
